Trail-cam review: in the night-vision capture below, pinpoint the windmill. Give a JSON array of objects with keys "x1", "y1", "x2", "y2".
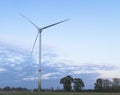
[{"x1": 20, "y1": 14, "x2": 69, "y2": 91}]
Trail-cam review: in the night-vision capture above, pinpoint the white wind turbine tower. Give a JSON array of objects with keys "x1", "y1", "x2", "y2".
[{"x1": 20, "y1": 14, "x2": 69, "y2": 92}]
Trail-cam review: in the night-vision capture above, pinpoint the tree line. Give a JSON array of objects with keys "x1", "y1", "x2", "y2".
[
  {"x1": 60, "y1": 75, "x2": 120, "y2": 92},
  {"x1": 94, "y1": 78, "x2": 120, "y2": 92},
  {"x1": 0, "y1": 86, "x2": 29, "y2": 91},
  {"x1": 1, "y1": 76, "x2": 120, "y2": 92}
]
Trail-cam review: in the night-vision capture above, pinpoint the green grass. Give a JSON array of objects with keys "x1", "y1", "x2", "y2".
[{"x1": 0, "y1": 92, "x2": 120, "y2": 95}]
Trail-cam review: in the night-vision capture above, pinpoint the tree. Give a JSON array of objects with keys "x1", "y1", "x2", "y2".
[
  {"x1": 112, "y1": 78, "x2": 120, "y2": 90},
  {"x1": 94, "y1": 78, "x2": 113, "y2": 91},
  {"x1": 102, "y1": 79, "x2": 112, "y2": 89},
  {"x1": 73, "y1": 78, "x2": 84, "y2": 91},
  {"x1": 60, "y1": 75, "x2": 73, "y2": 91},
  {"x1": 112, "y1": 78, "x2": 120, "y2": 87},
  {"x1": 3, "y1": 86, "x2": 11, "y2": 91},
  {"x1": 94, "y1": 78, "x2": 103, "y2": 90}
]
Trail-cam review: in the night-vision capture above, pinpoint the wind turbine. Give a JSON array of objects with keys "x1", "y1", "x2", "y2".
[{"x1": 20, "y1": 14, "x2": 69, "y2": 91}]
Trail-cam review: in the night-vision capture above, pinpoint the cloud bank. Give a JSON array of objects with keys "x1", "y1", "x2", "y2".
[{"x1": 0, "y1": 42, "x2": 119, "y2": 89}]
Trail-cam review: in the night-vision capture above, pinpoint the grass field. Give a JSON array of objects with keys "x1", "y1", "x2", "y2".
[{"x1": 0, "y1": 92, "x2": 120, "y2": 95}]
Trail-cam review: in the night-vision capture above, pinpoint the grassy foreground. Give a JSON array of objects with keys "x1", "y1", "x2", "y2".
[{"x1": 0, "y1": 92, "x2": 120, "y2": 95}]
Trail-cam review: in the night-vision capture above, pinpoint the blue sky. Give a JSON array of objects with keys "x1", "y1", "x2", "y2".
[{"x1": 0, "y1": 0, "x2": 120, "y2": 88}]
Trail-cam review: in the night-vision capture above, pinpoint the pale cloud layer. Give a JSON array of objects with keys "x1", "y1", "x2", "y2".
[{"x1": 0, "y1": 42, "x2": 120, "y2": 89}]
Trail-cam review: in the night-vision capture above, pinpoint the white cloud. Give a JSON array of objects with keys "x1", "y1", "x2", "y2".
[
  {"x1": 23, "y1": 77, "x2": 37, "y2": 81},
  {"x1": 97, "y1": 69, "x2": 120, "y2": 79},
  {"x1": 42, "y1": 72, "x2": 62, "y2": 79},
  {"x1": 7, "y1": 56, "x2": 24, "y2": 63},
  {"x1": 0, "y1": 68, "x2": 6, "y2": 72}
]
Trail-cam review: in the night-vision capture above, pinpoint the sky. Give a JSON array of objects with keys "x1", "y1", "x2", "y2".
[{"x1": 0, "y1": 0, "x2": 120, "y2": 88}]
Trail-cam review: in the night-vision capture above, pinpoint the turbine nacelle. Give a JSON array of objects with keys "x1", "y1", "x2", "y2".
[{"x1": 38, "y1": 29, "x2": 42, "y2": 33}]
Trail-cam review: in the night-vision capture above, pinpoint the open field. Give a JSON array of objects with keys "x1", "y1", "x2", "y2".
[{"x1": 0, "y1": 92, "x2": 120, "y2": 95}]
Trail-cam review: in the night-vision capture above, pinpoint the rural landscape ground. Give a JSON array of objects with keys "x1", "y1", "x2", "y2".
[{"x1": 0, "y1": 92, "x2": 120, "y2": 95}]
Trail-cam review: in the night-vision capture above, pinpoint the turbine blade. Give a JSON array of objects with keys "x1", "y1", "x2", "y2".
[
  {"x1": 30, "y1": 32, "x2": 39, "y2": 58},
  {"x1": 20, "y1": 13, "x2": 39, "y2": 29},
  {"x1": 41, "y1": 19, "x2": 70, "y2": 30}
]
